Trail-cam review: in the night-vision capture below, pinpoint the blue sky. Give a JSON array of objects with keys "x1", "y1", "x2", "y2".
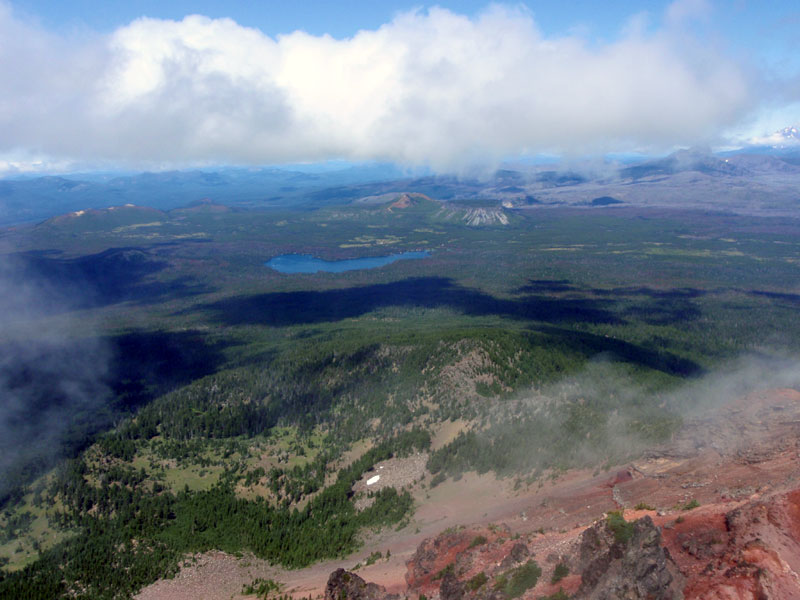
[
  {"x1": 8, "y1": 1, "x2": 796, "y2": 49},
  {"x1": 11, "y1": 0, "x2": 797, "y2": 69},
  {"x1": 1, "y1": 0, "x2": 799, "y2": 173}
]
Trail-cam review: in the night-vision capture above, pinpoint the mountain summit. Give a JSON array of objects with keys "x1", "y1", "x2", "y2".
[{"x1": 748, "y1": 124, "x2": 800, "y2": 148}]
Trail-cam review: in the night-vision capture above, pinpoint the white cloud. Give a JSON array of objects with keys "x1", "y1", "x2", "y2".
[{"x1": 0, "y1": 3, "x2": 757, "y2": 170}]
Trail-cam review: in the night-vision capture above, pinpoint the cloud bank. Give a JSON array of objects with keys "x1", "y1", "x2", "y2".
[{"x1": 0, "y1": 2, "x2": 755, "y2": 170}]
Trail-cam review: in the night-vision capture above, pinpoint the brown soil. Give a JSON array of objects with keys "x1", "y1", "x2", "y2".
[
  {"x1": 136, "y1": 387, "x2": 800, "y2": 600},
  {"x1": 388, "y1": 194, "x2": 413, "y2": 210}
]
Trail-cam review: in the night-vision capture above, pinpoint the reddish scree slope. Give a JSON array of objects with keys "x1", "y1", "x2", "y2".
[{"x1": 331, "y1": 388, "x2": 800, "y2": 600}]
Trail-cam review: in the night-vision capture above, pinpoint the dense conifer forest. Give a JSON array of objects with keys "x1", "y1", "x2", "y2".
[{"x1": 2, "y1": 200, "x2": 799, "y2": 598}]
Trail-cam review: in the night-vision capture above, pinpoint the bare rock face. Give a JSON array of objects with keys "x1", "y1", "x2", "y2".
[
  {"x1": 405, "y1": 529, "x2": 475, "y2": 589},
  {"x1": 499, "y1": 542, "x2": 530, "y2": 569},
  {"x1": 439, "y1": 571, "x2": 465, "y2": 600},
  {"x1": 575, "y1": 515, "x2": 684, "y2": 600},
  {"x1": 404, "y1": 526, "x2": 533, "y2": 598},
  {"x1": 324, "y1": 569, "x2": 397, "y2": 600},
  {"x1": 666, "y1": 488, "x2": 800, "y2": 599}
]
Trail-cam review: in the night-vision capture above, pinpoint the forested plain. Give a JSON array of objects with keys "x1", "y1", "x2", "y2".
[{"x1": 1, "y1": 196, "x2": 799, "y2": 598}]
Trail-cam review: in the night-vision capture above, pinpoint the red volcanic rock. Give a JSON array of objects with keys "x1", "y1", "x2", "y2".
[
  {"x1": 388, "y1": 194, "x2": 412, "y2": 210},
  {"x1": 404, "y1": 525, "x2": 533, "y2": 598},
  {"x1": 335, "y1": 488, "x2": 800, "y2": 600},
  {"x1": 605, "y1": 469, "x2": 633, "y2": 487},
  {"x1": 405, "y1": 529, "x2": 474, "y2": 590},
  {"x1": 405, "y1": 527, "x2": 506, "y2": 591},
  {"x1": 663, "y1": 489, "x2": 800, "y2": 600}
]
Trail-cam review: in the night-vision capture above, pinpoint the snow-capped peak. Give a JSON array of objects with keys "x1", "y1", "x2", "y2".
[{"x1": 748, "y1": 125, "x2": 800, "y2": 148}]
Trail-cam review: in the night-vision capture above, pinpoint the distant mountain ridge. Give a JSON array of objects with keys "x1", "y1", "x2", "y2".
[
  {"x1": 5, "y1": 146, "x2": 800, "y2": 227},
  {"x1": 0, "y1": 165, "x2": 404, "y2": 227}
]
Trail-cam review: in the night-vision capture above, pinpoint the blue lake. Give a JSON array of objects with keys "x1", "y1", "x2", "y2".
[{"x1": 266, "y1": 251, "x2": 431, "y2": 274}]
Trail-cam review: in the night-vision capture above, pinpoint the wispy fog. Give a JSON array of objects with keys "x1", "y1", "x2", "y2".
[
  {"x1": 609, "y1": 352, "x2": 797, "y2": 454},
  {"x1": 470, "y1": 352, "x2": 800, "y2": 475},
  {"x1": 0, "y1": 250, "x2": 111, "y2": 503}
]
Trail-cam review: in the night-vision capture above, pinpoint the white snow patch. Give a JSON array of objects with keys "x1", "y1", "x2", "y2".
[{"x1": 366, "y1": 475, "x2": 380, "y2": 486}]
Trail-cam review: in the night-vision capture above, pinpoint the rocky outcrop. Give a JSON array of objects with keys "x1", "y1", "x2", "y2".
[
  {"x1": 499, "y1": 542, "x2": 529, "y2": 569},
  {"x1": 324, "y1": 569, "x2": 397, "y2": 600},
  {"x1": 439, "y1": 572, "x2": 465, "y2": 600},
  {"x1": 405, "y1": 528, "x2": 489, "y2": 590},
  {"x1": 575, "y1": 515, "x2": 684, "y2": 599},
  {"x1": 404, "y1": 525, "x2": 537, "y2": 598},
  {"x1": 663, "y1": 489, "x2": 800, "y2": 599},
  {"x1": 330, "y1": 491, "x2": 800, "y2": 600},
  {"x1": 406, "y1": 529, "x2": 472, "y2": 589}
]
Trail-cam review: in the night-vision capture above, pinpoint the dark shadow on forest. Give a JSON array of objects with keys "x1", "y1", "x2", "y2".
[
  {"x1": 748, "y1": 290, "x2": 800, "y2": 306},
  {"x1": 197, "y1": 277, "x2": 623, "y2": 327},
  {"x1": 515, "y1": 280, "x2": 704, "y2": 326},
  {"x1": 513, "y1": 279, "x2": 576, "y2": 293},
  {"x1": 621, "y1": 299, "x2": 702, "y2": 326},
  {"x1": 8, "y1": 247, "x2": 214, "y2": 312},
  {"x1": 0, "y1": 329, "x2": 230, "y2": 507},
  {"x1": 515, "y1": 279, "x2": 707, "y2": 299},
  {"x1": 105, "y1": 330, "x2": 232, "y2": 413},
  {"x1": 532, "y1": 325, "x2": 703, "y2": 377},
  {"x1": 518, "y1": 279, "x2": 800, "y2": 326}
]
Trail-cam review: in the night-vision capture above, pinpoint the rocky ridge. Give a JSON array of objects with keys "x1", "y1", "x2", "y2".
[{"x1": 322, "y1": 388, "x2": 800, "y2": 600}]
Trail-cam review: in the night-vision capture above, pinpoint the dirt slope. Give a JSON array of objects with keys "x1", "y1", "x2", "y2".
[{"x1": 136, "y1": 388, "x2": 800, "y2": 600}]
